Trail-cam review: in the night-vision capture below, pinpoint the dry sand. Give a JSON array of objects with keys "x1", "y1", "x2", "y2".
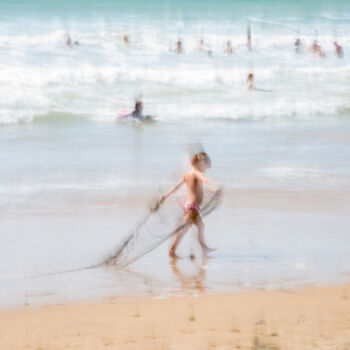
[{"x1": 1, "y1": 284, "x2": 350, "y2": 350}]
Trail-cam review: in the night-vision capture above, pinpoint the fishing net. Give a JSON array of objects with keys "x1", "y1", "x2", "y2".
[{"x1": 104, "y1": 189, "x2": 222, "y2": 268}]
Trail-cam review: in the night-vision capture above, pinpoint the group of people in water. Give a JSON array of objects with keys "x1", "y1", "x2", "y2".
[
  {"x1": 65, "y1": 28, "x2": 345, "y2": 118},
  {"x1": 65, "y1": 36, "x2": 80, "y2": 48},
  {"x1": 66, "y1": 27, "x2": 344, "y2": 60},
  {"x1": 175, "y1": 26, "x2": 251, "y2": 56},
  {"x1": 173, "y1": 26, "x2": 343, "y2": 59},
  {"x1": 295, "y1": 38, "x2": 344, "y2": 58},
  {"x1": 176, "y1": 36, "x2": 344, "y2": 59}
]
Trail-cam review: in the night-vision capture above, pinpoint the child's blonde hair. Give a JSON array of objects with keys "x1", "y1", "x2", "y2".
[{"x1": 190, "y1": 152, "x2": 211, "y2": 168}]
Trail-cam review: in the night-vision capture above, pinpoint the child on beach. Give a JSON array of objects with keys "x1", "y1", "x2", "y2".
[{"x1": 160, "y1": 152, "x2": 219, "y2": 258}]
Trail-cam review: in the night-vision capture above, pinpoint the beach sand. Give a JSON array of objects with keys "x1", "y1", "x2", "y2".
[{"x1": 1, "y1": 284, "x2": 350, "y2": 350}]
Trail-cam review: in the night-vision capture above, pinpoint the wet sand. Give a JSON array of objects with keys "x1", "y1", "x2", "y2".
[
  {"x1": 1, "y1": 284, "x2": 350, "y2": 350},
  {"x1": 2, "y1": 187, "x2": 350, "y2": 308}
]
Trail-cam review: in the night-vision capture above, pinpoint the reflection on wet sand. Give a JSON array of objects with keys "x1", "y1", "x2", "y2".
[{"x1": 170, "y1": 257, "x2": 207, "y2": 293}]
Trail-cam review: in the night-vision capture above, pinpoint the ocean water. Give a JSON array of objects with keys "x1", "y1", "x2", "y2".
[
  {"x1": 1, "y1": 0, "x2": 350, "y2": 124},
  {"x1": 1, "y1": 0, "x2": 350, "y2": 308}
]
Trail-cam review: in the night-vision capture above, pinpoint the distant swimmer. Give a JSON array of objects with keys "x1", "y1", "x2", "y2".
[
  {"x1": 334, "y1": 41, "x2": 344, "y2": 58},
  {"x1": 118, "y1": 100, "x2": 153, "y2": 121},
  {"x1": 310, "y1": 40, "x2": 320, "y2": 54},
  {"x1": 123, "y1": 35, "x2": 129, "y2": 45},
  {"x1": 159, "y1": 152, "x2": 220, "y2": 258},
  {"x1": 66, "y1": 35, "x2": 79, "y2": 48},
  {"x1": 197, "y1": 39, "x2": 204, "y2": 52},
  {"x1": 246, "y1": 73, "x2": 254, "y2": 90},
  {"x1": 310, "y1": 40, "x2": 326, "y2": 58},
  {"x1": 246, "y1": 73, "x2": 272, "y2": 92},
  {"x1": 225, "y1": 40, "x2": 233, "y2": 55},
  {"x1": 66, "y1": 36, "x2": 73, "y2": 48},
  {"x1": 246, "y1": 25, "x2": 252, "y2": 51},
  {"x1": 294, "y1": 38, "x2": 302, "y2": 54},
  {"x1": 174, "y1": 40, "x2": 183, "y2": 54}
]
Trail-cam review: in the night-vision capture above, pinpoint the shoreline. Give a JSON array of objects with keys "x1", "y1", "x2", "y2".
[
  {"x1": 2, "y1": 195, "x2": 350, "y2": 309},
  {"x1": 1, "y1": 283, "x2": 350, "y2": 350}
]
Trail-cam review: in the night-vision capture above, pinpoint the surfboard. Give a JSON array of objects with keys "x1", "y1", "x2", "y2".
[{"x1": 117, "y1": 111, "x2": 155, "y2": 122}]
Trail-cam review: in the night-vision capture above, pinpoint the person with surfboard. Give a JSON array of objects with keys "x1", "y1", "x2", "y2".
[
  {"x1": 129, "y1": 100, "x2": 143, "y2": 118},
  {"x1": 159, "y1": 152, "x2": 220, "y2": 258},
  {"x1": 117, "y1": 100, "x2": 154, "y2": 121}
]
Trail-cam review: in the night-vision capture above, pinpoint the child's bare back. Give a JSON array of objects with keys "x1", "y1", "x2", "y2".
[{"x1": 183, "y1": 170, "x2": 204, "y2": 207}]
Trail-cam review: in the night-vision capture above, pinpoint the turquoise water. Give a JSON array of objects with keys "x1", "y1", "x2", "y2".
[
  {"x1": 1, "y1": 0, "x2": 349, "y2": 17},
  {"x1": 1, "y1": 0, "x2": 350, "y2": 307}
]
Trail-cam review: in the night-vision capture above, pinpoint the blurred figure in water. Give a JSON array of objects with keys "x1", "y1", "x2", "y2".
[
  {"x1": 294, "y1": 38, "x2": 302, "y2": 54},
  {"x1": 310, "y1": 40, "x2": 326, "y2": 58},
  {"x1": 66, "y1": 36, "x2": 73, "y2": 48},
  {"x1": 246, "y1": 25, "x2": 252, "y2": 51},
  {"x1": 246, "y1": 73, "x2": 254, "y2": 90},
  {"x1": 246, "y1": 73, "x2": 272, "y2": 92},
  {"x1": 129, "y1": 100, "x2": 143, "y2": 118},
  {"x1": 123, "y1": 35, "x2": 129, "y2": 45},
  {"x1": 118, "y1": 100, "x2": 153, "y2": 120},
  {"x1": 197, "y1": 39, "x2": 204, "y2": 52},
  {"x1": 174, "y1": 40, "x2": 183, "y2": 54},
  {"x1": 310, "y1": 40, "x2": 320, "y2": 53},
  {"x1": 334, "y1": 41, "x2": 344, "y2": 58},
  {"x1": 66, "y1": 35, "x2": 79, "y2": 48},
  {"x1": 225, "y1": 40, "x2": 233, "y2": 55},
  {"x1": 207, "y1": 50, "x2": 212, "y2": 57}
]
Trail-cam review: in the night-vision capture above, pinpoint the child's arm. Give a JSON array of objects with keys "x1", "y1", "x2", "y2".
[
  {"x1": 198, "y1": 173, "x2": 221, "y2": 193},
  {"x1": 160, "y1": 177, "x2": 185, "y2": 203}
]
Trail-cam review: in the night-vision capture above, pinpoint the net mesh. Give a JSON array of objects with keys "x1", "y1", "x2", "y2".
[{"x1": 104, "y1": 189, "x2": 222, "y2": 268}]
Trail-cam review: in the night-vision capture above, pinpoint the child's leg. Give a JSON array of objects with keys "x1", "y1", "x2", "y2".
[
  {"x1": 168, "y1": 213, "x2": 193, "y2": 258},
  {"x1": 194, "y1": 215, "x2": 216, "y2": 255}
]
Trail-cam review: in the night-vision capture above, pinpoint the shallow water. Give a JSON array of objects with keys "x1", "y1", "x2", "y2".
[
  {"x1": 1, "y1": 0, "x2": 350, "y2": 308},
  {"x1": 1, "y1": 119, "x2": 350, "y2": 308}
]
